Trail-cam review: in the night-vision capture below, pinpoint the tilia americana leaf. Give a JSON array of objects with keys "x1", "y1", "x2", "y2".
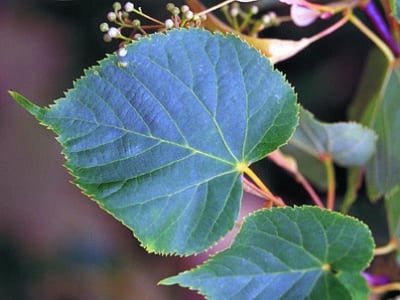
[{"x1": 10, "y1": 28, "x2": 298, "y2": 255}]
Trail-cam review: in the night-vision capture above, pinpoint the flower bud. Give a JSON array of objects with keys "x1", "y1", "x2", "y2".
[
  {"x1": 107, "y1": 12, "x2": 117, "y2": 22},
  {"x1": 165, "y1": 19, "x2": 174, "y2": 29},
  {"x1": 250, "y1": 5, "x2": 259, "y2": 15},
  {"x1": 113, "y1": 2, "x2": 122, "y2": 11},
  {"x1": 290, "y1": 5, "x2": 320, "y2": 27},
  {"x1": 99, "y1": 22, "x2": 109, "y2": 32},
  {"x1": 108, "y1": 27, "x2": 120, "y2": 38},
  {"x1": 124, "y1": 2, "x2": 134, "y2": 12}
]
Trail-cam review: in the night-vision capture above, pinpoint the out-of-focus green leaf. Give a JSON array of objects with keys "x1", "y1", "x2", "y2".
[
  {"x1": 10, "y1": 29, "x2": 298, "y2": 255},
  {"x1": 348, "y1": 49, "x2": 389, "y2": 124},
  {"x1": 290, "y1": 107, "x2": 376, "y2": 167},
  {"x1": 349, "y1": 49, "x2": 400, "y2": 200},
  {"x1": 365, "y1": 66, "x2": 400, "y2": 200},
  {"x1": 349, "y1": 50, "x2": 400, "y2": 200},
  {"x1": 161, "y1": 206, "x2": 374, "y2": 300},
  {"x1": 385, "y1": 185, "x2": 400, "y2": 247},
  {"x1": 389, "y1": 0, "x2": 400, "y2": 22},
  {"x1": 282, "y1": 107, "x2": 376, "y2": 189}
]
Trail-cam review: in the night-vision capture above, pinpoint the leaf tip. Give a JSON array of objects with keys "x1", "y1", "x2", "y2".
[{"x1": 9, "y1": 90, "x2": 43, "y2": 117}]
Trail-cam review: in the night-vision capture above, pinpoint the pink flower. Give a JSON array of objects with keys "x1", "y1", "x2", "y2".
[
  {"x1": 291, "y1": 4, "x2": 321, "y2": 26},
  {"x1": 280, "y1": 0, "x2": 323, "y2": 27}
]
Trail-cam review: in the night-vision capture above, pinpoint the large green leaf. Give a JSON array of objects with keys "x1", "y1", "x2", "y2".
[
  {"x1": 161, "y1": 206, "x2": 374, "y2": 300},
  {"x1": 11, "y1": 29, "x2": 298, "y2": 255}
]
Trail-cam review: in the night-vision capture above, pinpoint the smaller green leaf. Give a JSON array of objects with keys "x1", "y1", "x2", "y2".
[
  {"x1": 161, "y1": 206, "x2": 374, "y2": 300},
  {"x1": 289, "y1": 107, "x2": 376, "y2": 167}
]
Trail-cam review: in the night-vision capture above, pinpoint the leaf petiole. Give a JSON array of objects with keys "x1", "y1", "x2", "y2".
[
  {"x1": 237, "y1": 162, "x2": 286, "y2": 206},
  {"x1": 348, "y1": 11, "x2": 395, "y2": 63},
  {"x1": 321, "y1": 154, "x2": 336, "y2": 210},
  {"x1": 268, "y1": 150, "x2": 325, "y2": 208},
  {"x1": 374, "y1": 237, "x2": 398, "y2": 255},
  {"x1": 370, "y1": 282, "x2": 400, "y2": 293}
]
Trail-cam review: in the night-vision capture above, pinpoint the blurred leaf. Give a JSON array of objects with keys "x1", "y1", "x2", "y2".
[
  {"x1": 281, "y1": 107, "x2": 376, "y2": 189},
  {"x1": 346, "y1": 49, "x2": 387, "y2": 206},
  {"x1": 289, "y1": 107, "x2": 376, "y2": 167},
  {"x1": 348, "y1": 49, "x2": 389, "y2": 123},
  {"x1": 161, "y1": 206, "x2": 374, "y2": 300},
  {"x1": 385, "y1": 185, "x2": 400, "y2": 246},
  {"x1": 389, "y1": 0, "x2": 400, "y2": 22},
  {"x1": 365, "y1": 65, "x2": 400, "y2": 200},
  {"x1": 10, "y1": 29, "x2": 298, "y2": 255},
  {"x1": 349, "y1": 49, "x2": 400, "y2": 200}
]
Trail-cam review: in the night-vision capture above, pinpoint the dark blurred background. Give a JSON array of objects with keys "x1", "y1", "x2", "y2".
[{"x1": 0, "y1": 0, "x2": 374, "y2": 299}]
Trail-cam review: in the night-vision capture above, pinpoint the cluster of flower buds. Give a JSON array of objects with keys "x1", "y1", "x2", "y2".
[
  {"x1": 99, "y1": 2, "x2": 136, "y2": 42},
  {"x1": 221, "y1": 2, "x2": 281, "y2": 36},
  {"x1": 164, "y1": 3, "x2": 206, "y2": 29},
  {"x1": 99, "y1": 1, "x2": 206, "y2": 44}
]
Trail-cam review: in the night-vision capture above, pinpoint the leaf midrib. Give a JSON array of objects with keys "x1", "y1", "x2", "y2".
[{"x1": 47, "y1": 114, "x2": 238, "y2": 167}]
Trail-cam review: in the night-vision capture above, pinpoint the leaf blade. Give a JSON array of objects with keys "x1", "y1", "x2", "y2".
[
  {"x1": 162, "y1": 206, "x2": 374, "y2": 299},
  {"x1": 12, "y1": 28, "x2": 298, "y2": 255},
  {"x1": 288, "y1": 107, "x2": 376, "y2": 167}
]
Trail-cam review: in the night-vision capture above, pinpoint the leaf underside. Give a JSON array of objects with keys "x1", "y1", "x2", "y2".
[
  {"x1": 162, "y1": 206, "x2": 374, "y2": 300},
  {"x1": 12, "y1": 28, "x2": 298, "y2": 255},
  {"x1": 290, "y1": 107, "x2": 376, "y2": 167},
  {"x1": 283, "y1": 107, "x2": 376, "y2": 189}
]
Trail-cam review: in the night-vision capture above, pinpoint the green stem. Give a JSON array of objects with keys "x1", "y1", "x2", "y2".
[
  {"x1": 196, "y1": 0, "x2": 238, "y2": 17},
  {"x1": 132, "y1": 7, "x2": 165, "y2": 26},
  {"x1": 349, "y1": 12, "x2": 395, "y2": 64},
  {"x1": 322, "y1": 155, "x2": 336, "y2": 210},
  {"x1": 238, "y1": 11, "x2": 254, "y2": 32},
  {"x1": 371, "y1": 282, "x2": 400, "y2": 294},
  {"x1": 374, "y1": 237, "x2": 398, "y2": 255}
]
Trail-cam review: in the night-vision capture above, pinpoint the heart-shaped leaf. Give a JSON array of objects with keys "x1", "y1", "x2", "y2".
[
  {"x1": 162, "y1": 206, "x2": 374, "y2": 300},
  {"x1": 11, "y1": 28, "x2": 298, "y2": 255}
]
